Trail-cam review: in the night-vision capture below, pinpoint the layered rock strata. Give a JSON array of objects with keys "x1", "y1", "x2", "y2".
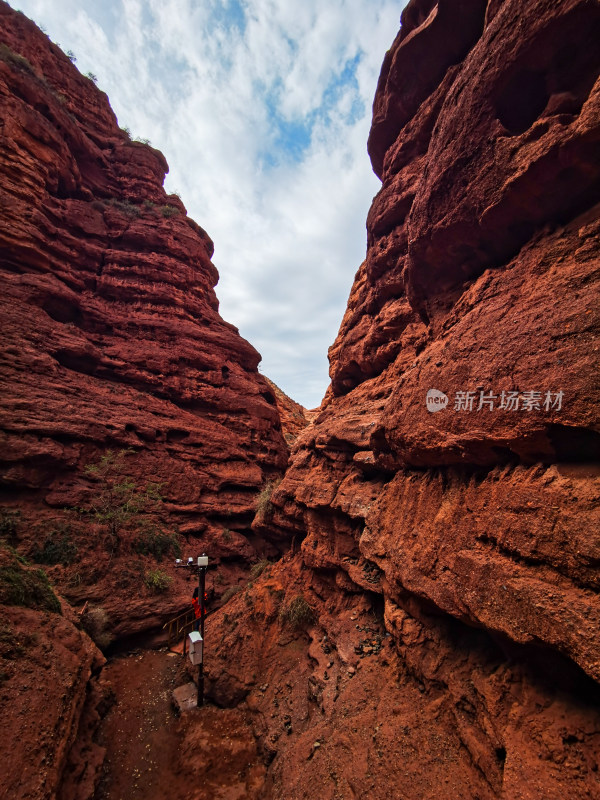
[
  {"x1": 0, "y1": 2, "x2": 288, "y2": 634},
  {"x1": 230, "y1": 0, "x2": 600, "y2": 796}
]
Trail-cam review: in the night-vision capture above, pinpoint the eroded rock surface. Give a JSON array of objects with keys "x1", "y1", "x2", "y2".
[
  {"x1": 0, "y1": 545, "x2": 107, "y2": 800},
  {"x1": 2, "y1": 0, "x2": 600, "y2": 798},
  {"x1": 206, "y1": 557, "x2": 600, "y2": 800},
  {"x1": 263, "y1": 377, "x2": 314, "y2": 447},
  {"x1": 227, "y1": 0, "x2": 600, "y2": 796},
  {"x1": 0, "y1": 2, "x2": 288, "y2": 637}
]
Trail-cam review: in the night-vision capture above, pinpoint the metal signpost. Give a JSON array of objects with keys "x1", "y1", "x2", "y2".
[{"x1": 175, "y1": 553, "x2": 208, "y2": 707}]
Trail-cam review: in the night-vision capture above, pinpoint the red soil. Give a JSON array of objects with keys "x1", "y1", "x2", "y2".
[{"x1": 94, "y1": 648, "x2": 265, "y2": 800}]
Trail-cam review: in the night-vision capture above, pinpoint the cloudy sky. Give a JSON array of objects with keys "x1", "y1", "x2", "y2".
[{"x1": 8, "y1": 0, "x2": 406, "y2": 407}]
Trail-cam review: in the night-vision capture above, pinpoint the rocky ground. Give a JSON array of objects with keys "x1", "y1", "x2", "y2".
[
  {"x1": 93, "y1": 648, "x2": 265, "y2": 800},
  {"x1": 203, "y1": 555, "x2": 600, "y2": 800}
]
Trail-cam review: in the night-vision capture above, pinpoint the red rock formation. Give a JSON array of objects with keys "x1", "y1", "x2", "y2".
[
  {"x1": 212, "y1": 0, "x2": 600, "y2": 796},
  {"x1": 207, "y1": 556, "x2": 600, "y2": 800},
  {"x1": 0, "y1": 545, "x2": 106, "y2": 800},
  {"x1": 0, "y1": 2, "x2": 288, "y2": 635},
  {"x1": 263, "y1": 377, "x2": 313, "y2": 446}
]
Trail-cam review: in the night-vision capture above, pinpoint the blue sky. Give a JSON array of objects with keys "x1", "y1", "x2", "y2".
[{"x1": 7, "y1": 0, "x2": 406, "y2": 407}]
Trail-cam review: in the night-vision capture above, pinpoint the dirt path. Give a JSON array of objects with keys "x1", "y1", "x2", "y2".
[
  {"x1": 95, "y1": 648, "x2": 188, "y2": 800},
  {"x1": 94, "y1": 648, "x2": 265, "y2": 800}
]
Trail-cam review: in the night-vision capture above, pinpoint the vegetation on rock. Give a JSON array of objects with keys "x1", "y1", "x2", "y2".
[
  {"x1": 133, "y1": 523, "x2": 180, "y2": 561},
  {"x1": 255, "y1": 478, "x2": 280, "y2": 521},
  {"x1": 221, "y1": 584, "x2": 242, "y2": 603},
  {"x1": 279, "y1": 594, "x2": 314, "y2": 629},
  {"x1": 250, "y1": 558, "x2": 271, "y2": 579},
  {"x1": 80, "y1": 449, "x2": 165, "y2": 554},
  {"x1": 0, "y1": 545, "x2": 61, "y2": 614},
  {"x1": 143, "y1": 568, "x2": 172, "y2": 594},
  {"x1": 0, "y1": 509, "x2": 20, "y2": 544},
  {"x1": 31, "y1": 522, "x2": 78, "y2": 566}
]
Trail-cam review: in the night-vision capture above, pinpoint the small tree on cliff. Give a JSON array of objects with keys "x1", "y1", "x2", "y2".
[{"x1": 82, "y1": 449, "x2": 163, "y2": 554}]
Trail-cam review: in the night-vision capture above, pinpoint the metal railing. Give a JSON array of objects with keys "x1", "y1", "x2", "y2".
[{"x1": 163, "y1": 608, "x2": 197, "y2": 654}]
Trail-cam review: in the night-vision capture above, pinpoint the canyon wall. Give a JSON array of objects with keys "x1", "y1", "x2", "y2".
[
  {"x1": 0, "y1": 4, "x2": 295, "y2": 795},
  {"x1": 263, "y1": 377, "x2": 314, "y2": 447},
  {"x1": 0, "y1": 544, "x2": 107, "y2": 800},
  {"x1": 208, "y1": 0, "x2": 600, "y2": 797},
  {"x1": 0, "y1": 2, "x2": 288, "y2": 636}
]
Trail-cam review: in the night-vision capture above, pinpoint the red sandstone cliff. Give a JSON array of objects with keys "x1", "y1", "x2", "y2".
[
  {"x1": 207, "y1": 1, "x2": 600, "y2": 797},
  {"x1": 0, "y1": 543, "x2": 108, "y2": 800},
  {"x1": 0, "y1": 3, "x2": 289, "y2": 638},
  {"x1": 263, "y1": 377, "x2": 314, "y2": 446},
  {"x1": 0, "y1": 5, "x2": 295, "y2": 794}
]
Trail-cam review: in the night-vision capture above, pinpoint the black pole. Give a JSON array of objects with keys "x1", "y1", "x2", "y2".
[
  {"x1": 195, "y1": 568, "x2": 201, "y2": 633},
  {"x1": 197, "y1": 556, "x2": 206, "y2": 707},
  {"x1": 200, "y1": 563, "x2": 206, "y2": 639}
]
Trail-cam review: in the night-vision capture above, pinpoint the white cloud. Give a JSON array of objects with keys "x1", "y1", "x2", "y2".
[{"x1": 7, "y1": 0, "x2": 405, "y2": 407}]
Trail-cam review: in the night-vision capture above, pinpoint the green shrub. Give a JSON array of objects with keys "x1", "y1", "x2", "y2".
[
  {"x1": 160, "y1": 204, "x2": 179, "y2": 218},
  {"x1": 107, "y1": 198, "x2": 140, "y2": 217},
  {"x1": 80, "y1": 449, "x2": 163, "y2": 554},
  {"x1": 2, "y1": 544, "x2": 28, "y2": 565},
  {"x1": 31, "y1": 525, "x2": 77, "y2": 566},
  {"x1": 0, "y1": 561, "x2": 61, "y2": 614},
  {"x1": 81, "y1": 605, "x2": 112, "y2": 650},
  {"x1": 144, "y1": 568, "x2": 172, "y2": 594},
  {"x1": 133, "y1": 525, "x2": 180, "y2": 562},
  {"x1": 0, "y1": 43, "x2": 36, "y2": 76},
  {"x1": 0, "y1": 509, "x2": 20, "y2": 542},
  {"x1": 279, "y1": 595, "x2": 314, "y2": 630},
  {"x1": 222, "y1": 528, "x2": 232, "y2": 543}
]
